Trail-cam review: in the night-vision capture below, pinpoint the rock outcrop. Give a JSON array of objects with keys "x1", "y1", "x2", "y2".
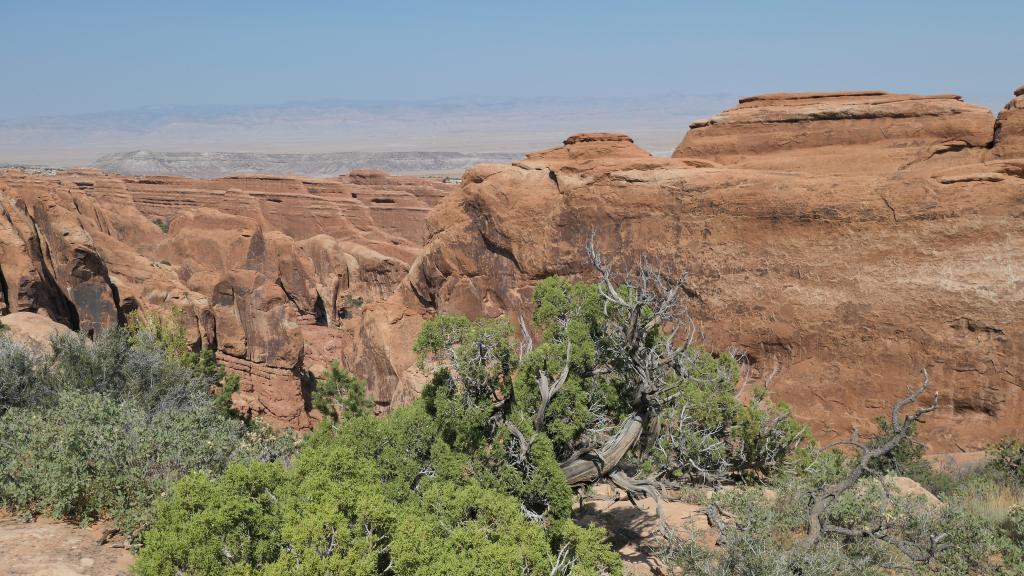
[
  {"x1": 354, "y1": 90, "x2": 1024, "y2": 453},
  {"x1": 993, "y1": 85, "x2": 1024, "y2": 159},
  {"x1": 526, "y1": 132, "x2": 652, "y2": 162},
  {"x1": 673, "y1": 91, "x2": 995, "y2": 174},
  {"x1": 0, "y1": 312, "x2": 72, "y2": 351},
  {"x1": 2, "y1": 87, "x2": 1022, "y2": 453},
  {"x1": 0, "y1": 169, "x2": 455, "y2": 428}
]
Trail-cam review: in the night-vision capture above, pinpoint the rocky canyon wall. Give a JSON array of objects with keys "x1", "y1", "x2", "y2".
[
  {"x1": 1, "y1": 86, "x2": 1022, "y2": 453},
  {"x1": 356, "y1": 88, "x2": 1024, "y2": 452}
]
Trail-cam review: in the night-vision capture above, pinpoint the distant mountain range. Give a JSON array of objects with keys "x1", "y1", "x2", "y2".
[
  {"x1": 0, "y1": 94, "x2": 735, "y2": 170},
  {"x1": 93, "y1": 150, "x2": 523, "y2": 178}
]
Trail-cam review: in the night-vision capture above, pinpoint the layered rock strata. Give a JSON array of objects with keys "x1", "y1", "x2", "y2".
[
  {"x1": 0, "y1": 169, "x2": 454, "y2": 427},
  {"x1": 2, "y1": 87, "x2": 1023, "y2": 452},
  {"x1": 354, "y1": 90, "x2": 1024, "y2": 452},
  {"x1": 673, "y1": 91, "x2": 995, "y2": 174}
]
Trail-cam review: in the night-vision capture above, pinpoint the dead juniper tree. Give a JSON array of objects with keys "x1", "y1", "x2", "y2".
[
  {"x1": 661, "y1": 372, "x2": 953, "y2": 575},
  {"x1": 804, "y1": 370, "x2": 948, "y2": 564},
  {"x1": 555, "y1": 239, "x2": 697, "y2": 488},
  {"x1": 557, "y1": 239, "x2": 801, "y2": 497},
  {"x1": 414, "y1": 237, "x2": 804, "y2": 544},
  {"x1": 415, "y1": 237, "x2": 955, "y2": 572}
]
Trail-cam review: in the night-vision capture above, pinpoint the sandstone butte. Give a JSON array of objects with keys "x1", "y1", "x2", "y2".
[{"x1": 1, "y1": 87, "x2": 1022, "y2": 452}]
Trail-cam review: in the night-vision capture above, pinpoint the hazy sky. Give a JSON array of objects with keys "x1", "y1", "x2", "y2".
[{"x1": 2, "y1": 0, "x2": 1022, "y2": 120}]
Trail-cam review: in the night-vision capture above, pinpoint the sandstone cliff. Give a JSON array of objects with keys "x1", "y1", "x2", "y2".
[
  {"x1": 355, "y1": 90, "x2": 1024, "y2": 452},
  {"x1": 673, "y1": 91, "x2": 995, "y2": 174},
  {"x1": 0, "y1": 169, "x2": 454, "y2": 427},
  {"x1": 1, "y1": 87, "x2": 1022, "y2": 452}
]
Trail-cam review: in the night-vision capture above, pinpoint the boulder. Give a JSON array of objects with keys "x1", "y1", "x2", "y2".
[
  {"x1": 888, "y1": 476, "x2": 942, "y2": 508},
  {"x1": 1, "y1": 312, "x2": 72, "y2": 351}
]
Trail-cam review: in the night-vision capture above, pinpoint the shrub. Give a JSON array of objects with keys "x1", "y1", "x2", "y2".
[
  {"x1": 311, "y1": 361, "x2": 373, "y2": 423},
  {"x1": 0, "y1": 336, "x2": 46, "y2": 414},
  {"x1": 132, "y1": 462, "x2": 286, "y2": 575},
  {"x1": 45, "y1": 326, "x2": 215, "y2": 413},
  {"x1": 644, "y1": 352, "x2": 806, "y2": 484},
  {"x1": 992, "y1": 439, "x2": 1024, "y2": 483},
  {"x1": 135, "y1": 404, "x2": 622, "y2": 575},
  {"x1": 667, "y1": 473, "x2": 997, "y2": 576},
  {"x1": 0, "y1": 311, "x2": 291, "y2": 540},
  {"x1": 416, "y1": 275, "x2": 804, "y2": 495},
  {"x1": 0, "y1": 389, "x2": 243, "y2": 537},
  {"x1": 665, "y1": 441, "x2": 1024, "y2": 576}
]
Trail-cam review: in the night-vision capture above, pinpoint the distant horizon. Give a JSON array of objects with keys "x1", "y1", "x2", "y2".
[
  {"x1": 0, "y1": 86, "x2": 1010, "y2": 125},
  {"x1": 2, "y1": 86, "x2": 1019, "y2": 168},
  {"x1": 0, "y1": 92, "x2": 739, "y2": 166},
  {"x1": 2, "y1": 0, "x2": 1021, "y2": 165}
]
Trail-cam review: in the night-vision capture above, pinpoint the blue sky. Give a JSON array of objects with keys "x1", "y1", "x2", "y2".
[{"x1": 1, "y1": 0, "x2": 1022, "y2": 119}]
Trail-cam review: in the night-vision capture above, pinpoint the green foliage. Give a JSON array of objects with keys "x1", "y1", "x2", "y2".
[
  {"x1": 0, "y1": 389, "x2": 243, "y2": 538},
  {"x1": 667, "y1": 440, "x2": 1024, "y2": 576},
  {"x1": 992, "y1": 439, "x2": 1024, "y2": 483},
  {"x1": 421, "y1": 364, "x2": 575, "y2": 522},
  {"x1": 413, "y1": 314, "x2": 471, "y2": 366},
  {"x1": 45, "y1": 326, "x2": 212, "y2": 413},
  {"x1": 645, "y1": 351, "x2": 805, "y2": 483},
  {"x1": 415, "y1": 315, "x2": 514, "y2": 404},
  {"x1": 0, "y1": 310, "x2": 292, "y2": 541},
  {"x1": 136, "y1": 404, "x2": 621, "y2": 575},
  {"x1": 519, "y1": 276, "x2": 803, "y2": 481},
  {"x1": 926, "y1": 468, "x2": 1024, "y2": 575},
  {"x1": 673, "y1": 476, "x2": 921, "y2": 575},
  {"x1": 133, "y1": 462, "x2": 286, "y2": 575},
  {"x1": 0, "y1": 336, "x2": 45, "y2": 414},
  {"x1": 138, "y1": 297, "x2": 618, "y2": 573},
  {"x1": 214, "y1": 373, "x2": 241, "y2": 419},
  {"x1": 670, "y1": 480, "x2": 879, "y2": 576},
  {"x1": 311, "y1": 361, "x2": 373, "y2": 423},
  {"x1": 867, "y1": 415, "x2": 926, "y2": 475}
]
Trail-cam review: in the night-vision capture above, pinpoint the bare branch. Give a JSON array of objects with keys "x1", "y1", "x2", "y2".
[
  {"x1": 561, "y1": 413, "x2": 644, "y2": 486},
  {"x1": 806, "y1": 370, "x2": 942, "y2": 564},
  {"x1": 506, "y1": 420, "x2": 537, "y2": 477},
  {"x1": 518, "y1": 315, "x2": 534, "y2": 361},
  {"x1": 534, "y1": 340, "x2": 572, "y2": 432}
]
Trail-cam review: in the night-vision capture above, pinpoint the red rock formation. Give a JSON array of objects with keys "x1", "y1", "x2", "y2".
[
  {"x1": 2, "y1": 88, "x2": 1022, "y2": 454},
  {"x1": 673, "y1": 91, "x2": 995, "y2": 174},
  {"x1": 526, "y1": 132, "x2": 652, "y2": 161},
  {"x1": 0, "y1": 312, "x2": 72, "y2": 351},
  {"x1": 0, "y1": 169, "x2": 455, "y2": 428},
  {"x1": 993, "y1": 85, "x2": 1024, "y2": 159},
  {"x1": 353, "y1": 95, "x2": 1024, "y2": 453}
]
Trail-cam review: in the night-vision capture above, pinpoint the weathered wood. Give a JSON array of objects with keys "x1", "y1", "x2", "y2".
[{"x1": 560, "y1": 413, "x2": 644, "y2": 486}]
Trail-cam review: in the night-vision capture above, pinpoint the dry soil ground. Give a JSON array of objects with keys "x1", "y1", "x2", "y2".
[{"x1": 0, "y1": 514, "x2": 134, "y2": 576}]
